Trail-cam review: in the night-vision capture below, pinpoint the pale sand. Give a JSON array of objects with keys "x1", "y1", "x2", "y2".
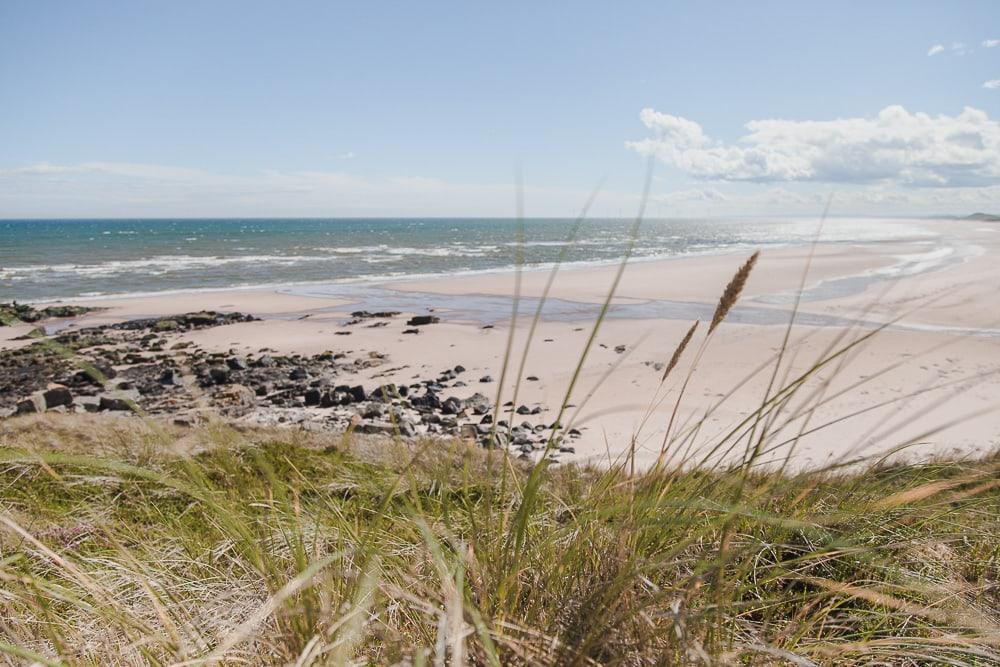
[{"x1": 12, "y1": 217, "x2": 1000, "y2": 470}]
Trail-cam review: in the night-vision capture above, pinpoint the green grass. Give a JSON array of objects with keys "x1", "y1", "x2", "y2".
[{"x1": 1, "y1": 415, "x2": 998, "y2": 665}]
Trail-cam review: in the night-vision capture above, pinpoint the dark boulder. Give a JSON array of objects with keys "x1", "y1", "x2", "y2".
[
  {"x1": 406, "y1": 315, "x2": 440, "y2": 326},
  {"x1": 43, "y1": 386, "x2": 74, "y2": 409},
  {"x1": 226, "y1": 356, "x2": 248, "y2": 371},
  {"x1": 158, "y1": 368, "x2": 182, "y2": 385},
  {"x1": 304, "y1": 388, "x2": 322, "y2": 406},
  {"x1": 207, "y1": 366, "x2": 231, "y2": 385},
  {"x1": 16, "y1": 395, "x2": 45, "y2": 414},
  {"x1": 98, "y1": 396, "x2": 134, "y2": 412}
]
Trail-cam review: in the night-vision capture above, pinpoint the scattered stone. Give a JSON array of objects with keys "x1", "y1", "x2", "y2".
[
  {"x1": 0, "y1": 302, "x2": 97, "y2": 326},
  {"x1": 350, "y1": 310, "x2": 401, "y2": 319},
  {"x1": 402, "y1": 328, "x2": 420, "y2": 334},
  {"x1": 98, "y1": 396, "x2": 134, "y2": 412},
  {"x1": 16, "y1": 394, "x2": 45, "y2": 414},
  {"x1": 614, "y1": 345, "x2": 626, "y2": 354},
  {"x1": 43, "y1": 387, "x2": 73, "y2": 409},
  {"x1": 207, "y1": 366, "x2": 231, "y2": 385},
  {"x1": 159, "y1": 368, "x2": 182, "y2": 385},
  {"x1": 226, "y1": 356, "x2": 248, "y2": 371},
  {"x1": 406, "y1": 315, "x2": 440, "y2": 326}
]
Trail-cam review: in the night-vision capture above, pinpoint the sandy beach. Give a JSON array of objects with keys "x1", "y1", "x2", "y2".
[{"x1": 4, "y1": 217, "x2": 999, "y2": 470}]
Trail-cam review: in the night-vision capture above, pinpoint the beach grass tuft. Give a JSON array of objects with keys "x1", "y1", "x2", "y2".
[{"x1": 0, "y1": 416, "x2": 999, "y2": 665}]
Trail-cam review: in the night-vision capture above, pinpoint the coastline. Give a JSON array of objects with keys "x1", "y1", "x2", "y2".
[{"x1": 3, "y1": 217, "x2": 999, "y2": 470}]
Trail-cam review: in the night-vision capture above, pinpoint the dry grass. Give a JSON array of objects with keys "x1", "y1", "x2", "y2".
[{"x1": 1, "y1": 414, "x2": 999, "y2": 665}]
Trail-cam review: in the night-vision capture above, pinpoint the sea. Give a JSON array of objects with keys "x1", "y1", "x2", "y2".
[{"x1": 0, "y1": 217, "x2": 937, "y2": 303}]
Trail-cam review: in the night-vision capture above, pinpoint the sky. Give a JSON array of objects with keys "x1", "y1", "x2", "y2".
[{"x1": 1, "y1": 1, "x2": 998, "y2": 218}]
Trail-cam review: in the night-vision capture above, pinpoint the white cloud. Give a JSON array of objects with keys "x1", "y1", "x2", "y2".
[
  {"x1": 928, "y1": 42, "x2": 974, "y2": 56},
  {"x1": 627, "y1": 105, "x2": 1000, "y2": 187},
  {"x1": 984, "y1": 79, "x2": 1000, "y2": 89},
  {"x1": 982, "y1": 39, "x2": 999, "y2": 48}
]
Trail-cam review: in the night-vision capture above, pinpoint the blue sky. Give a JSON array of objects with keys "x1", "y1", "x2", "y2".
[{"x1": 1, "y1": 1, "x2": 998, "y2": 217}]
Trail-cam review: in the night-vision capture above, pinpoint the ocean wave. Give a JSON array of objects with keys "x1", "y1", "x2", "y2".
[{"x1": 0, "y1": 254, "x2": 344, "y2": 279}]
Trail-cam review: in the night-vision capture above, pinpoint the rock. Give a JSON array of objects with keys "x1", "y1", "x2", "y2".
[
  {"x1": 440, "y1": 396, "x2": 464, "y2": 415},
  {"x1": 158, "y1": 368, "x2": 182, "y2": 385},
  {"x1": 614, "y1": 345, "x2": 626, "y2": 354},
  {"x1": 371, "y1": 384, "x2": 398, "y2": 401},
  {"x1": 216, "y1": 384, "x2": 256, "y2": 408},
  {"x1": 479, "y1": 375, "x2": 493, "y2": 383},
  {"x1": 207, "y1": 366, "x2": 231, "y2": 385},
  {"x1": 43, "y1": 386, "x2": 73, "y2": 409},
  {"x1": 559, "y1": 446, "x2": 576, "y2": 454},
  {"x1": 460, "y1": 423, "x2": 479, "y2": 439},
  {"x1": 226, "y1": 356, "x2": 248, "y2": 371},
  {"x1": 465, "y1": 392, "x2": 491, "y2": 415},
  {"x1": 98, "y1": 396, "x2": 134, "y2": 412},
  {"x1": 402, "y1": 328, "x2": 420, "y2": 334},
  {"x1": 363, "y1": 403, "x2": 387, "y2": 419},
  {"x1": 70, "y1": 363, "x2": 117, "y2": 385},
  {"x1": 14, "y1": 326, "x2": 46, "y2": 340},
  {"x1": 350, "y1": 310, "x2": 401, "y2": 318},
  {"x1": 406, "y1": 315, "x2": 440, "y2": 326},
  {"x1": 289, "y1": 367, "x2": 309, "y2": 381},
  {"x1": 348, "y1": 385, "x2": 367, "y2": 403},
  {"x1": 454, "y1": 365, "x2": 466, "y2": 373},
  {"x1": 354, "y1": 421, "x2": 397, "y2": 436},
  {"x1": 526, "y1": 375, "x2": 539, "y2": 382},
  {"x1": 397, "y1": 418, "x2": 417, "y2": 437},
  {"x1": 16, "y1": 394, "x2": 46, "y2": 414},
  {"x1": 153, "y1": 319, "x2": 180, "y2": 332},
  {"x1": 516, "y1": 405, "x2": 531, "y2": 415},
  {"x1": 304, "y1": 388, "x2": 322, "y2": 406}
]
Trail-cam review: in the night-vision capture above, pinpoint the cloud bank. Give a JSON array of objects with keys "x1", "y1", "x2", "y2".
[{"x1": 627, "y1": 106, "x2": 1000, "y2": 187}]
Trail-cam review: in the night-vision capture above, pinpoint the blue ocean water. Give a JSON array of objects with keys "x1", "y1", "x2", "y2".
[{"x1": 0, "y1": 217, "x2": 934, "y2": 302}]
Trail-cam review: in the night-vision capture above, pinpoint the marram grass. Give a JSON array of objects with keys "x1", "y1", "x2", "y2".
[{"x1": 0, "y1": 415, "x2": 999, "y2": 666}]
